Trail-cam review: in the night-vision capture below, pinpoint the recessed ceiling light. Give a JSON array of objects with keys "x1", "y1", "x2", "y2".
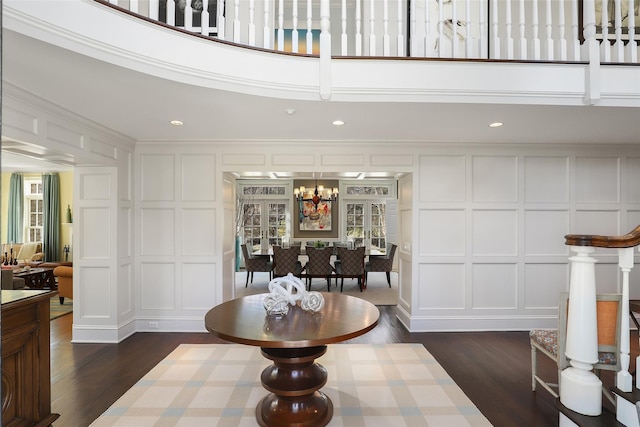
[
  {"x1": 332, "y1": 120, "x2": 345, "y2": 126},
  {"x1": 489, "y1": 122, "x2": 503, "y2": 128},
  {"x1": 170, "y1": 120, "x2": 184, "y2": 126},
  {"x1": 285, "y1": 108, "x2": 296, "y2": 115}
]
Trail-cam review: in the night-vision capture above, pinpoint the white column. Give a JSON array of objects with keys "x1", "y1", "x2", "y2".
[{"x1": 560, "y1": 245, "x2": 601, "y2": 416}]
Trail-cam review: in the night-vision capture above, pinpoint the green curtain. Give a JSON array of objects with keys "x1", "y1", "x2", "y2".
[
  {"x1": 7, "y1": 173, "x2": 24, "y2": 243},
  {"x1": 43, "y1": 173, "x2": 61, "y2": 262}
]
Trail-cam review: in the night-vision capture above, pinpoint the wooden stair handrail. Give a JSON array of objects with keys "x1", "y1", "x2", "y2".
[{"x1": 565, "y1": 224, "x2": 640, "y2": 248}]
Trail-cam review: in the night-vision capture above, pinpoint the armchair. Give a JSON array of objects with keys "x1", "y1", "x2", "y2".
[
  {"x1": 53, "y1": 266, "x2": 73, "y2": 304},
  {"x1": 365, "y1": 243, "x2": 397, "y2": 287}
]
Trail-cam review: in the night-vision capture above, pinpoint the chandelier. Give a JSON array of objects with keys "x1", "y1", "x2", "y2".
[{"x1": 294, "y1": 178, "x2": 338, "y2": 220}]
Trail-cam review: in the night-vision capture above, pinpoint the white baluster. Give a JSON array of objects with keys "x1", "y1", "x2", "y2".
[
  {"x1": 465, "y1": 0, "x2": 471, "y2": 58},
  {"x1": 627, "y1": 0, "x2": 637, "y2": 62},
  {"x1": 201, "y1": 0, "x2": 210, "y2": 36},
  {"x1": 356, "y1": 0, "x2": 362, "y2": 55},
  {"x1": 618, "y1": 247, "x2": 633, "y2": 392},
  {"x1": 149, "y1": 0, "x2": 159, "y2": 20},
  {"x1": 342, "y1": 0, "x2": 348, "y2": 55},
  {"x1": 558, "y1": 0, "x2": 568, "y2": 60},
  {"x1": 218, "y1": 0, "x2": 226, "y2": 39},
  {"x1": 545, "y1": 0, "x2": 554, "y2": 59},
  {"x1": 185, "y1": 0, "x2": 193, "y2": 31},
  {"x1": 370, "y1": 0, "x2": 377, "y2": 55},
  {"x1": 571, "y1": 0, "x2": 581, "y2": 59},
  {"x1": 491, "y1": 0, "x2": 500, "y2": 58},
  {"x1": 479, "y1": 0, "x2": 488, "y2": 58},
  {"x1": 531, "y1": 0, "x2": 540, "y2": 59},
  {"x1": 307, "y1": 0, "x2": 313, "y2": 54},
  {"x1": 601, "y1": 0, "x2": 612, "y2": 61},
  {"x1": 263, "y1": 0, "x2": 270, "y2": 48},
  {"x1": 397, "y1": 0, "x2": 405, "y2": 56},
  {"x1": 518, "y1": 0, "x2": 527, "y2": 59},
  {"x1": 319, "y1": 0, "x2": 332, "y2": 99},
  {"x1": 130, "y1": 0, "x2": 139, "y2": 14},
  {"x1": 277, "y1": 0, "x2": 284, "y2": 50},
  {"x1": 424, "y1": 0, "x2": 430, "y2": 57},
  {"x1": 451, "y1": 0, "x2": 459, "y2": 57},
  {"x1": 167, "y1": 0, "x2": 176, "y2": 26},
  {"x1": 383, "y1": 0, "x2": 390, "y2": 55},
  {"x1": 292, "y1": 0, "x2": 299, "y2": 53},
  {"x1": 233, "y1": 0, "x2": 240, "y2": 42},
  {"x1": 249, "y1": 0, "x2": 256, "y2": 46},
  {"x1": 561, "y1": 246, "x2": 602, "y2": 416},
  {"x1": 613, "y1": 0, "x2": 625, "y2": 61},
  {"x1": 410, "y1": 0, "x2": 418, "y2": 56},
  {"x1": 505, "y1": 0, "x2": 514, "y2": 58}
]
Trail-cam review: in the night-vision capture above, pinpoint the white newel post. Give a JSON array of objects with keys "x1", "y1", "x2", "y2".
[
  {"x1": 561, "y1": 245, "x2": 601, "y2": 416},
  {"x1": 618, "y1": 247, "x2": 633, "y2": 392}
]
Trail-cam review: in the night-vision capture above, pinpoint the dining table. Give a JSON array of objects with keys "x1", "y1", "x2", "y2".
[{"x1": 204, "y1": 292, "x2": 380, "y2": 426}]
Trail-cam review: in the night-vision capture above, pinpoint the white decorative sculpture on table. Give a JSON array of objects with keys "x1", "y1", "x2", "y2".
[{"x1": 263, "y1": 273, "x2": 325, "y2": 315}]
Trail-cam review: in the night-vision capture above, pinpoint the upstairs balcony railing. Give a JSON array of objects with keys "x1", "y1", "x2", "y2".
[{"x1": 103, "y1": 0, "x2": 639, "y2": 63}]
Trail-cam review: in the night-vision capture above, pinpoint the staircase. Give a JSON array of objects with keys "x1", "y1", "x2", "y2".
[{"x1": 561, "y1": 226, "x2": 640, "y2": 426}]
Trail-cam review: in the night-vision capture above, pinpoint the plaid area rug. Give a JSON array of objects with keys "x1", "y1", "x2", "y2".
[{"x1": 90, "y1": 344, "x2": 490, "y2": 426}]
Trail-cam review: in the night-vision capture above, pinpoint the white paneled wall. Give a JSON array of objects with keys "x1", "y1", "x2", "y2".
[
  {"x1": 411, "y1": 148, "x2": 640, "y2": 332},
  {"x1": 136, "y1": 149, "x2": 218, "y2": 332}
]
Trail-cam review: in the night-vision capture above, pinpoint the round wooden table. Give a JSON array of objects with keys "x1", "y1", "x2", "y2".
[{"x1": 205, "y1": 292, "x2": 380, "y2": 427}]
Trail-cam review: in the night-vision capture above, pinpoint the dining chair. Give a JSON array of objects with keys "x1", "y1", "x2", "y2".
[
  {"x1": 334, "y1": 246, "x2": 366, "y2": 292},
  {"x1": 530, "y1": 292, "x2": 622, "y2": 406},
  {"x1": 272, "y1": 245, "x2": 303, "y2": 278},
  {"x1": 301, "y1": 246, "x2": 334, "y2": 291},
  {"x1": 365, "y1": 243, "x2": 397, "y2": 287},
  {"x1": 240, "y1": 244, "x2": 272, "y2": 287}
]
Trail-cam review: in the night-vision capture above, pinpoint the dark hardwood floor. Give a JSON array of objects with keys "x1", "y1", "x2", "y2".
[{"x1": 50, "y1": 306, "x2": 636, "y2": 427}]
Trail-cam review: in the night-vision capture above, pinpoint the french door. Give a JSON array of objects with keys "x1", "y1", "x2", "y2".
[
  {"x1": 242, "y1": 200, "x2": 289, "y2": 251},
  {"x1": 343, "y1": 201, "x2": 387, "y2": 251}
]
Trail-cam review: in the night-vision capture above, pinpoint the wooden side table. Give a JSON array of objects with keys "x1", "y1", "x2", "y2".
[{"x1": 205, "y1": 293, "x2": 379, "y2": 427}]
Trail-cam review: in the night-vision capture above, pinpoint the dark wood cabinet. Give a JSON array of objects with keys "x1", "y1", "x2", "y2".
[{"x1": 2, "y1": 290, "x2": 60, "y2": 426}]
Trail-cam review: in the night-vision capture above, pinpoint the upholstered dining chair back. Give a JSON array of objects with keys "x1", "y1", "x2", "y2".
[
  {"x1": 335, "y1": 246, "x2": 366, "y2": 292},
  {"x1": 530, "y1": 292, "x2": 622, "y2": 405},
  {"x1": 302, "y1": 246, "x2": 334, "y2": 291},
  {"x1": 365, "y1": 243, "x2": 397, "y2": 287},
  {"x1": 240, "y1": 244, "x2": 272, "y2": 287},
  {"x1": 272, "y1": 245, "x2": 302, "y2": 278}
]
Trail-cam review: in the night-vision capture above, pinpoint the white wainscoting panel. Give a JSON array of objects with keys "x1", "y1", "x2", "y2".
[
  {"x1": 595, "y1": 263, "x2": 623, "y2": 294},
  {"x1": 79, "y1": 266, "x2": 111, "y2": 318},
  {"x1": 181, "y1": 263, "x2": 217, "y2": 309},
  {"x1": 89, "y1": 136, "x2": 117, "y2": 160},
  {"x1": 471, "y1": 263, "x2": 518, "y2": 309},
  {"x1": 574, "y1": 210, "x2": 620, "y2": 236},
  {"x1": 524, "y1": 263, "x2": 569, "y2": 309},
  {"x1": 118, "y1": 262, "x2": 133, "y2": 316},
  {"x1": 141, "y1": 262, "x2": 176, "y2": 310},
  {"x1": 575, "y1": 157, "x2": 620, "y2": 203},
  {"x1": 524, "y1": 156, "x2": 569, "y2": 203},
  {"x1": 80, "y1": 173, "x2": 111, "y2": 200},
  {"x1": 272, "y1": 154, "x2": 315, "y2": 166},
  {"x1": 472, "y1": 210, "x2": 518, "y2": 256},
  {"x1": 46, "y1": 122, "x2": 83, "y2": 149},
  {"x1": 321, "y1": 154, "x2": 365, "y2": 166},
  {"x1": 80, "y1": 207, "x2": 111, "y2": 259},
  {"x1": 419, "y1": 155, "x2": 465, "y2": 202},
  {"x1": 120, "y1": 206, "x2": 132, "y2": 257},
  {"x1": 140, "y1": 208, "x2": 176, "y2": 256},
  {"x1": 182, "y1": 154, "x2": 216, "y2": 201},
  {"x1": 626, "y1": 158, "x2": 640, "y2": 203},
  {"x1": 141, "y1": 154, "x2": 175, "y2": 201},
  {"x1": 181, "y1": 208, "x2": 216, "y2": 256},
  {"x1": 472, "y1": 155, "x2": 518, "y2": 203},
  {"x1": 524, "y1": 210, "x2": 570, "y2": 256},
  {"x1": 419, "y1": 210, "x2": 465, "y2": 256},
  {"x1": 3, "y1": 106, "x2": 37, "y2": 137},
  {"x1": 418, "y1": 264, "x2": 465, "y2": 309}
]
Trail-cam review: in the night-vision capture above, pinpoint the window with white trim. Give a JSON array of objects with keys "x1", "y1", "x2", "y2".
[{"x1": 24, "y1": 179, "x2": 43, "y2": 243}]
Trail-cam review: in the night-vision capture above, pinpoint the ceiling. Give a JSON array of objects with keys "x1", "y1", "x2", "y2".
[{"x1": 2, "y1": 28, "x2": 640, "y2": 177}]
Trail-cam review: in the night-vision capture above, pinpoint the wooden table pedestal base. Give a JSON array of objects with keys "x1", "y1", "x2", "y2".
[{"x1": 257, "y1": 345, "x2": 333, "y2": 427}]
